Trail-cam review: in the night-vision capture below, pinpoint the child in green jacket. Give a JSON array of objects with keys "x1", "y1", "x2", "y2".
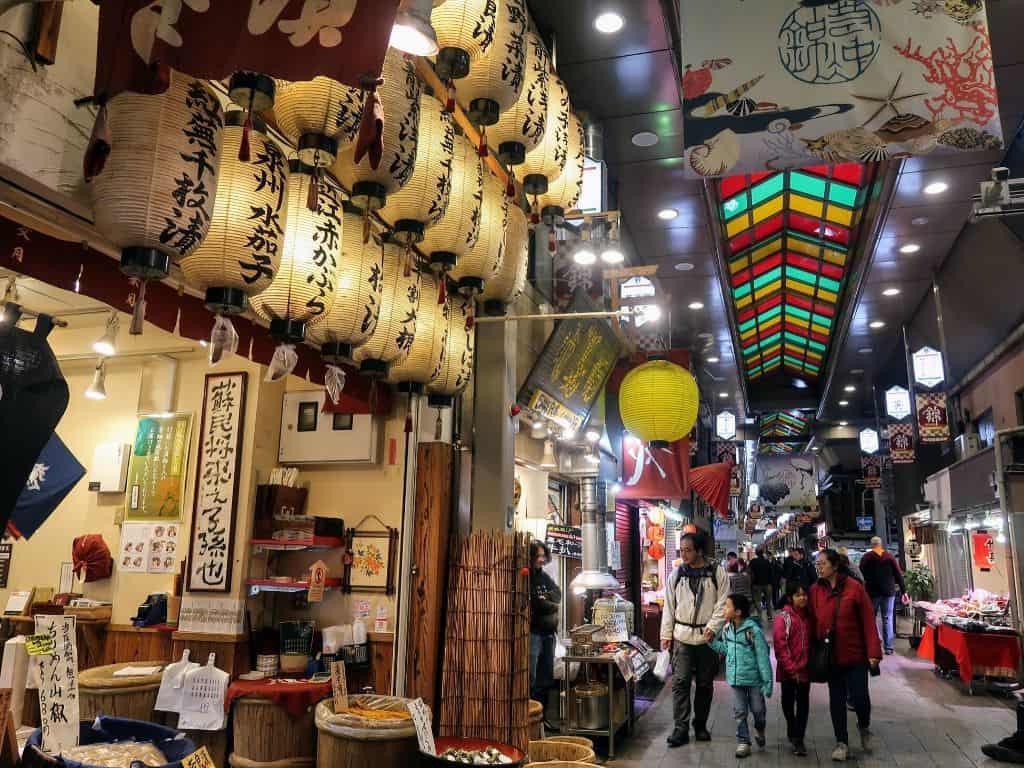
[{"x1": 711, "y1": 593, "x2": 774, "y2": 758}]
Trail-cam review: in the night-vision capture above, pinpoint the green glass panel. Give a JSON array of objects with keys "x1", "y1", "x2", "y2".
[
  {"x1": 759, "y1": 304, "x2": 783, "y2": 323},
  {"x1": 785, "y1": 265, "x2": 817, "y2": 286},
  {"x1": 734, "y1": 283, "x2": 752, "y2": 299},
  {"x1": 786, "y1": 305, "x2": 811, "y2": 321},
  {"x1": 784, "y1": 354, "x2": 805, "y2": 367},
  {"x1": 750, "y1": 174, "x2": 785, "y2": 206},
  {"x1": 811, "y1": 313, "x2": 833, "y2": 329},
  {"x1": 722, "y1": 193, "x2": 748, "y2": 220},
  {"x1": 809, "y1": 339, "x2": 827, "y2": 353},
  {"x1": 753, "y1": 266, "x2": 782, "y2": 290},
  {"x1": 784, "y1": 331, "x2": 808, "y2": 346},
  {"x1": 805, "y1": 361, "x2": 821, "y2": 373},
  {"x1": 828, "y1": 182, "x2": 858, "y2": 208},
  {"x1": 739, "y1": 317, "x2": 757, "y2": 333},
  {"x1": 790, "y1": 171, "x2": 826, "y2": 200},
  {"x1": 820, "y1": 275, "x2": 841, "y2": 292}
]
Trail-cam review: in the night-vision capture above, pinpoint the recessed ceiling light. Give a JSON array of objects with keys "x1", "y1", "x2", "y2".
[
  {"x1": 858, "y1": 347, "x2": 873, "y2": 354},
  {"x1": 869, "y1": 320, "x2": 886, "y2": 329},
  {"x1": 674, "y1": 261, "x2": 695, "y2": 272},
  {"x1": 792, "y1": 378, "x2": 809, "y2": 389},
  {"x1": 594, "y1": 11, "x2": 624, "y2": 34},
  {"x1": 924, "y1": 181, "x2": 948, "y2": 195},
  {"x1": 839, "y1": 421, "x2": 849, "y2": 427},
  {"x1": 657, "y1": 208, "x2": 678, "y2": 221},
  {"x1": 811, "y1": 446, "x2": 820, "y2": 451},
  {"x1": 719, "y1": 392, "x2": 728, "y2": 399},
  {"x1": 688, "y1": 301, "x2": 704, "y2": 310},
  {"x1": 899, "y1": 243, "x2": 920, "y2": 254},
  {"x1": 844, "y1": 384, "x2": 856, "y2": 392},
  {"x1": 883, "y1": 287, "x2": 901, "y2": 297},
  {"x1": 697, "y1": 332, "x2": 714, "y2": 340},
  {"x1": 912, "y1": 216, "x2": 929, "y2": 226},
  {"x1": 850, "y1": 368, "x2": 864, "y2": 375},
  {"x1": 839, "y1": 400, "x2": 849, "y2": 406},
  {"x1": 706, "y1": 356, "x2": 719, "y2": 363},
  {"x1": 631, "y1": 130, "x2": 658, "y2": 147}
]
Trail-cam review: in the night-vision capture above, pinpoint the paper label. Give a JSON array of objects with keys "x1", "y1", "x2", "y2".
[
  {"x1": 330, "y1": 661, "x2": 348, "y2": 712},
  {"x1": 35, "y1": 615, "x2": 79, "y2": 752},
  {"x1": 602, "y1": 613, "x2": 629, "y2": 643},
  {"x1": 25, "y1": 635, "x2": 55, "y2": 656},
  {"x1": 182, "y1": 746, "x2": 216, "y2": 768},
  {"x1": 308, "y1": 560, "x2": 327, "y2": 603},
  {"x1": 408, "y1": 697, "x2": 435, "y2": 756}
]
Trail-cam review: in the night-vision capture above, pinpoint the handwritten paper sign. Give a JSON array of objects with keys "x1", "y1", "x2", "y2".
[
  {"x1": 188, "y1": 373, "x2": 247, "y2": 593},
  {"x1": 178, "y1": 598, "x2": 245, "y2": 635},
  {"x1": 35, "y1": 615, "x2": 79, "y2": 753},
  {"x1": 330, "y1": 661, "x2": 348, "y2": 713},
  {"x1": 181, "y1": 746, "x2": 216, "y2": 768},
  {"x1": 308, "y1": 561, "x2": 328, "y2": 604},
  {"x1": 25, "y1": 634, "x2": 55, "y2": 657},
  {"x1": 602, "y1": 613, "x2": 629, "y2": 643},
  {"x1": 408, "y1": 698, "x2": 435, "y2": 756}
]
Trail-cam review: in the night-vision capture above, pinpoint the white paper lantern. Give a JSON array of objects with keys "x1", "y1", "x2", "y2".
[
  {"x1": 479, "y1": 201, "x2": 528, "y2": 308},
  {"x1": 537, "y1": 109, "x2": 584, "y2": 221},
  {"x1": 428, "y1": 293, "x2": 475, "y2": 407},
  {"x1": 488, "y1": 27, "x2": 548, "y2": 166},
  {"x1": 431, "y1": 0, "x2": 496, "y2": 80},
  {"x1": 274, "y1": 76, "x2": 363, "y2": 167},
  {"x1": 458, "y1": 0, "x2": 527, "y2": 133},
  {"x1": 448, "y1": 163, "x2": 507, "y2": 295},
  {"x1": 388, "y1": 272, "x2": 445, "y2": 389},
  {"x1": 353, "y1": 240, "x2": 421, "y2": 376},
  {"x1": 419, "y1": 133, "x2": 484, "y2": 274},
  {"x1": 521, "y1": 72, "x2": 569, "y2": 197}
]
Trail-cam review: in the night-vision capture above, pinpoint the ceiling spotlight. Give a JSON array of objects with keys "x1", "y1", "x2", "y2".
[
  {"x1": 850, "y1": 368, "x2": 864, "y2": 375},
  {"x1": 869, "y1": 320, "x2": 886, "y2": 329},
  {"x1": 844, "y1": 384, "x2": 856, "y2": 392},
  {"x1": 631, "y1": 130, "x2": 658, "y2": 147},
  {"x1": 688, "y1": 301, "x2": 704, "y2": 310},
  {"x1": 839, "y1": 420, "x2": 849, "y2": 427},
  {"x1": 674, "y1": 261, "x2": 695, "y2": 272},
  {"x1": 912, "y1": 216, "x2": 930, "y2": 226},
  {"x1": 92, "y1": 312, "x2": 119, "y2": 357},
  {"x1": 594, "y1": 11, "x2": 624, "y2": 34},
  {"x1": 719, "y1": 391, "x2": 728, "y2": 399},
  {"x1": 924, "y1": 181, "x2": 948, "y2": 195},
  {"x1": 389, "y1": 0, "x2": 439, "y2": 55},
  {"x1": 600, "y1": 246, "x2": 624, "y2": 264},
  {"x1": 839, "y1": 400, "x2": 849, "y2": 406},
  {"x1": 573, "y1": 247, "x2": 597, "y2": 265},
  {"x1": 811, "y1": 446, "x2": 820, "y2": 451},
  {"x1": 792, "y1": 378, "x2": 809, "y2": 389},
  {"x1": 883, "y1": 287, "x2": 901, "y2": 297},
  {"x1": 858, "y1": 346, "x2": 873, "y2": 354},
  {"x1": 85, "y1": 360, "x2": 107, "y2": 400},
  {"x1": 657, "y1": 208, "x2": 678, "y2": 221},
  {"x1": 899, "y1": 243, "x2": 920, "y2": 254},
  {"x1": 706, "y1": 356, "x2": 719, "y2": 363}
]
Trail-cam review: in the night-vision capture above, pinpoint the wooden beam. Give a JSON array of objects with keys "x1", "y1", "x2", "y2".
[{"x1": 32, "y1": 2, "x2": 63, "y2": 65}]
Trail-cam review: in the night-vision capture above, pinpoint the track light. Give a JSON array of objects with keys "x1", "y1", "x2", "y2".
[
  {"x1": 93, "y1": 313, "x2": 119, "y2": 357},
  {"x1": 389, "y1": 0, "x2": 439, "y2": 55},
  {"x1": 85, "y1": 360, "x2": 107, "y2": 400}
]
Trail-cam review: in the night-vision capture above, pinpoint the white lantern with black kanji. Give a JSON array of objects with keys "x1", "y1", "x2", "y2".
[
  {"x1": 333, "y1": 49, "x2": 421, "y2": 213},
  {"x1": 274, "y1": 77, "x2": 363, "y2": 167},
  {"x1": 353, "y1": 239, "x2": 421, "y2": 377},
  {"x1": 307, "y1": 202, "x2": 386, "y2": 363},
  {"x1": 479, "y1": 200, "x2": 528, "y2": 312},
  {"x1": 180, "y1": 112, "x2": 288, "y2": 315},
  {"x1": 521, "y1": 72, "x2": 569, "y2": 198},
  {"x1": 431, "y1": 0, "x2": 496, "y2": 81},
  {"x1": 379, "y1": 93, "x2": 455, "y2": 246},
  {"x1": 537, "y1": 109, "x2": 584, "y2": 222},
  {"x1": 388, "y1": 272, "x2": 445, "y2": 390},
  {"x1": 250, "y1": 161, "x2": 342, "y2": 342},
  {"x1": 419, "y1": 132, "x2": 484, "y2": 275},
  {"x1": 90, "y1": 72, "x2": 224, "y2": 313},
  {"x1": 448, "y1": 162, "x2": 507, "y2": 296},
  {"x1": 227, "y1": 71, "x2": 277, "y2": 161},
  {"x1": 428, "y1": 293, "x2": 475, "y2": 408},
  {"x1": 488, "y1": 27, "x2": 548, "y2": 167}
]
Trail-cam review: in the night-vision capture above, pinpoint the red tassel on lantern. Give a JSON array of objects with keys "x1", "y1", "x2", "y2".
[
  {"x1": 238, "y1": 112, "x2": 252, "y2": 163},
  {"x1": 83, "y1": 103, "x2": 111, "y2": 182},
  {"x1": 438, "y1": 278, "x2": 447, "y2": 305},
  {"x1": 477, "y1": 126, "x2": 488, "y2": 158},
  {"x1": 505, "y1": 166, "x2": 516, "y2": 199},
  {"x1": 445, "y1": 78, "x2": 456, "y2": 113},
  {"x1": 306, "y1": 165, "x2": 319, "y2": 212},
  {"x1": 403, "y1": 244, "x2": 413, "y2": 278},
  {"x1": 548, "y1": 228, "x2": 557, "y2": 253}
]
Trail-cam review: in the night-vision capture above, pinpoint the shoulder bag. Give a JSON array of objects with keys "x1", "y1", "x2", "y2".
[{"x1": 808, "y1": 587, "x2": 842, "y2": 683}]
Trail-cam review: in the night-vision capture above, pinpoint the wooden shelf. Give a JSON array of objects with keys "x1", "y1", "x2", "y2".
[
  {"x1": 246, "y1": 578, "x2": 342, "y2": 596},
  {"x1": 250, "y1": 536, "x2": 343, "y2": 551}
]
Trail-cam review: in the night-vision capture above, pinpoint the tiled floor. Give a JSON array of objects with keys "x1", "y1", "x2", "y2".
[{"x1": 607, "y1": 635, "x2": 1017, "y2": 767}]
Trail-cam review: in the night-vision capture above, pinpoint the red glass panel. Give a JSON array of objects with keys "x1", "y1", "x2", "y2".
[
  {"x1": 729, "y1": 230, "x2": 752, "y2": 254},
  {"x1": 720, "y1": 174, "x2": 749, "y2": 200},
  {"x1": 753, "y1": 213, "x2": 784, "y2": 241},
  {"x1": 752, "y1": 252, "x2": 783, "y2": 277},
  {"x1": 832, "y1": 163, "x2": 864, "y2": 185}
]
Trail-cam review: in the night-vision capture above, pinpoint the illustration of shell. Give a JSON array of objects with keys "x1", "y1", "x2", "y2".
[
  {"x1": 727, "y1": 97, "x2": 758, "y2": 117},
  {"x1": 943, "y1": 0, "x2": 983, "y2": 24},
  {"x1": 689, "y1": 129, "x2": 740, "y2": 177},
  {"x1": 936, "y1": 126, "x2": 1002, "y2": 151},
  {"x1": 695, "y1": 74, "x2": 764, "y2": 117},
  {"x1": 802, "y1": 128, "x2": 888, "y2": 164},
  {"x1": 876, "y1": 113, "x2": 934, "y2": 141}
]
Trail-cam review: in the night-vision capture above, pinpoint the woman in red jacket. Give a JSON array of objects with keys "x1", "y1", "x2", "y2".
[{"x1": 809, "y1": 549, "x2": 882, "y2": 763}]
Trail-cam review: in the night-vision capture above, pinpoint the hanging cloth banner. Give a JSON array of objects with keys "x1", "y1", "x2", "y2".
[
  {"x1": 916, "y1": 392, "x2": 951, "y2": 443},
  {"x1": 861, "y1": 454, "x2": 882, "y2": 489},
  {"x1": 888, "y1": 423, "x2": 915, "y2": 465},
  {"x1": 972, "y1": 531, "x2": 995, "y2": 571},
  {"x1": 617, "y1": 438, "x2": 689, "y2": 502},
  {"x1": 678, "y1": 1, "x2": 1002, "y2": 178},
  {"x1": 93, "y1": 1, "x2": 401, "y2": 101}
]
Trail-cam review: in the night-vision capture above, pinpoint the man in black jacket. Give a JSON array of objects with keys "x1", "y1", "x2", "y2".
[
  {"x1": 749, "y1": 548, "x2": 774, "y2": 621},
  {"x1": 859, "y1": 536, "x2": 908, "y2": 655},
  {"x1": 530, "y1": 541, "x2": 561, "y2": 715}
]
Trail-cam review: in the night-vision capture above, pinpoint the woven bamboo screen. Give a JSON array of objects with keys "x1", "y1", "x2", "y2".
[
  {"x1": 274, "y1": 76, "x2": 362, "y2": 160},
  {"x1": 419, "y1": 135, "x2": 484, "y2": 272},
  {"x1": 488, "y1": 27, "x2": 548, "y2": 159},
  {"x1": 388, "y1": 272, "x2": 445, "y2": 386},
  {"x1": 479, "y1": 202, "x2": 528, "y2": 304},
  {"x1": 431, "y1": 0, "x2": 496, "y2": 63},
  {"x1": 250, "y1": 162, "x2": 342, "y2": 326},
  {"x1": 91, "y1": 72, "x2": 223, "y2": 259},
  {"x1": 457, "y1": 0, "x2": 527, "y2": 117},
  {"x1": 521, "y1": 72, "x2": 569, "y2": 196},
  {"x1": 537, "y1": 109, "x2": 584, "y2": 215},
  {"x1": 448, "y1": 164, "x2": 507, "y2": 293},
  {"x1": 180, "y1": 112, "x2": 288, "y2": 309},
  {"x1": 353, "y1": 241, "x2": 421, "y2": 371},
  {"x1": 307, "y1": 204, "x2": 384, "y2": 350},
  {"x1": 429, "y1": 293, "x2": 475, "y2": 402},
  {"x1": 440, "y1": 531, "x2": 532, "y2": 752}
]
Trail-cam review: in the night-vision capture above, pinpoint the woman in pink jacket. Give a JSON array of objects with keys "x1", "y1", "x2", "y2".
[{"x1": 773, "y1": 582, "x2": 811, "y2": 756}]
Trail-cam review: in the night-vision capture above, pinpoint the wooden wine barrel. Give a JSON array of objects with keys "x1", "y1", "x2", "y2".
[
  {"x1": 314, "y1": 698, "x2": 420, "y2": 768},
  {"x1": 79, "y1": 662, "x2": 165, "y2": 721},
  {"x1": 228, "y1": 696, "x2": 316, "y2": 768}
]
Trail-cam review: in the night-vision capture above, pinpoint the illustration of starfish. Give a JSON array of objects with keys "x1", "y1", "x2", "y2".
[{"x1": 852, "y1": 73, "x2": 928, "y2": 127}]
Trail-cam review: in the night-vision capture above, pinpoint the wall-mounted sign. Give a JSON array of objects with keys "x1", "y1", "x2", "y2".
[
  {"x1": 125, "y1": 414, "x2": 193, "y2": 521},
  {"x1": 856, "y1": 516, "x2": 874, "y2": 532},
  {"x1": 885, "y1": 386, "x2": 912, "y2": 421},
  {"x1": 913, "y1": 346, "x2": 945, "y2": 389},
  {"x1": 859, "y1": 428, "x2": 880, "y2": 455},
  {"x1": 861, "y1": 455, "x2": 882, "y2": 489},
  {"x1": 916, "y1": 392, "x2": 950, "y2": 443},
  {"x1": 889, "y1": 423, "x2": 915, "y2": 464},
  {"x1": 716, "y1": 411, "x2": 736, "y2": 440},
  {"x1": 545, "y1": 525, "x2": 583, "y2": 559}
]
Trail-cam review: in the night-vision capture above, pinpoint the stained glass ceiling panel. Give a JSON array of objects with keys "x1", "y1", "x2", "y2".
[
  {"x1": 718, "y1": 164, "x2": 870, "y2": 385},
  {"x1": 759, "y1": 410, "x2": 812, "y2": 440}
]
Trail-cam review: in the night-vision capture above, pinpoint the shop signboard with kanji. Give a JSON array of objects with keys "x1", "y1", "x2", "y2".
[
  {"x1": 678, "y1": 0, "x2": 1001, "y2": 178},
  {"x1": 885, "y1": 386, "x2": 912, "y2": 421},
  {"x1": 125, "y1": 414, "x2": 193, "y2": 521},
  {"x1": 916, "y1": 392, "x2": 950, "y2": 443},
  {"x1": 35, "y1": 614, "x2": 79, "y2": 753}
]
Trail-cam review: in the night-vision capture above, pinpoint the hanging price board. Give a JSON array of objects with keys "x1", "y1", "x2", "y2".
[
  {"x1": 408, "y1": 698, "x2": 435, "y2": 756},
  {"x1": 330, "y1": 661, "x2": 348, "y2": 713}
]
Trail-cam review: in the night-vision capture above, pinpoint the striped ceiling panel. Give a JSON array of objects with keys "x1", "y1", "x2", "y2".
[
  {"x1": 719, "y1": 163, "x2": 869, "y2": 384},
  {"x1": 759, "y1": 410, "x2": 812, "y2": 440}
]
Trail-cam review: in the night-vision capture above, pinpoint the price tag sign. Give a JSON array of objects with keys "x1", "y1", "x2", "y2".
[
  {"x1": 182, "y1": 746, "x2": 216, "y2": 768},
  {"x1": 408, "y1": 697, "x2": 435, "y2": 756},
  {"x1": 308, "y1": 560, "x2": 327, "y2": 603},
  {"x1": 25, "y1": 634, "x2": 55, "y2": 656},
  {"x1": 330, "y1": 661, "x2": 348, "y2": 713}
]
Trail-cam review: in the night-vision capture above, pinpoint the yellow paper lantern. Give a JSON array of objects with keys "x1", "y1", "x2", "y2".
[
  {"x1": 419, "y1": 133, "x2": 484, "y2": 274},
  {"x1": 274, "y1": 76, "x2": 363, "y2": 167},
  {"x1": 458, "y1": 0, "x2": 527, "y2": 133},
  {"x1": 307, "y1": 202, "x2": 385, "y2": 363},
  {"x1": 379, "y1": 93, "x2": 455, "y2": 245},
  {"x1": 334, "y1": 49, "x2": 421, "y2": 212},
  {"x1": 388, "y1": 272, "x2": 445, "y2": 389},
  {"x1": 619, "y1": 360, "x2": 700, "y2": 447},
  {"x1": 449, "y1": 163, "x2": 507, "y2": 296},
  {"x1": 353, "y1": 240, "x2": 421, "y2": 377},
  {"x1": 91, "y1": 71, "x2": 223, "y2": 282},
  {"x1": 250, "y1": 161, "x2": 342, "y2": 342},
  {"x1": 521, "y1": 72, "x2": 570, "y2": 197},
  {"x1": 180, "y1": 111, "x2": 288, "y2": 315},
  {"x1": 488, "y1": 27, "x2": 548, "y2": 166},
  {"x1": 428, "y1": 293, "x2": 475, "y2": 407},
  {"x1": 431, "y1": 0, "x2": 496, "y2": 80},
  {"x1": 537, "y1": 109, "x2": 584, "y2": 221},
  {"x1": 479, "y1": 201, "x2": 528, "y2": 308}
]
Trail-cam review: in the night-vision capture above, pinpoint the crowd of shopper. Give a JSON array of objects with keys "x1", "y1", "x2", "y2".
[{"x1": 660, "y1": 533, "x2": 903, "y2": 761}]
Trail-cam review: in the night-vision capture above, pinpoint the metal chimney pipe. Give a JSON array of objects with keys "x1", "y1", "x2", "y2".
[{"x1": 571, "y1": 476, "x2": 620, "y2": 590}]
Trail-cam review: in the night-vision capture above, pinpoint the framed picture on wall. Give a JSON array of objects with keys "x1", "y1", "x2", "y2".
[
  {"x1": 187, "y1": 372, "x2": 247, "y2": 593},
  {"x1": 344, "y1": 521, "x2": 398, "y2": 594}
]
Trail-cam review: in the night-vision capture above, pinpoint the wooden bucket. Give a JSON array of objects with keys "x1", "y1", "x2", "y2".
[
  {"x1": 314, "y1": 697, "x2": 419, "y2": 768},
  {"x1": 528, "y1": 700, "x2": 543, "y2": 741},
  {"x1": 187, "y1": 729, "x2": 229, "y2": 768},
  {"x1": 541, "y1": 736, "x2": 594, "y2": 752},
  {"x1": 523, "y1": 763, "x2": 595, "y2": 768},
  {"x1": 229, "y1": 696, "x2": 316, "y2": 768},
  {"x1": 526, "y1": 741, "x2": 595, "y2": 765},
  {"x1": 78, "y1": 662, "x2": 165, "y2": 721}
]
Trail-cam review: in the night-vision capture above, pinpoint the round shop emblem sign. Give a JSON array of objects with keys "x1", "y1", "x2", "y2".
[{"x1": 778, "y1": 3, "x2": 881, "y2": 85}]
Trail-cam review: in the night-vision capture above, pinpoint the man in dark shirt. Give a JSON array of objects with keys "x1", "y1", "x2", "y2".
[
  {"x1": 748, "y1": 547, "x2": 774, "y2": 621},
  {"x1": 859, "y1": 536, "x2": 908, "y2": 655},
  {"x1": 530, "y1": 541, "x2": 561, "y2": 717},
  {"x1": 782, "y1": 546, "x2": 815, "y2": 589}
]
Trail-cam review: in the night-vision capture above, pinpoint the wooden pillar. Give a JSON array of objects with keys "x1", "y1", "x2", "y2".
[{"x1": 405, "y1": 442, "x2": 454, "y2": 711}]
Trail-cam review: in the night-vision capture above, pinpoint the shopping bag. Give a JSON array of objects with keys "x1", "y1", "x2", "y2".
[{"x1": 653, "y1": 649, "x2": 671, "y2": 681}]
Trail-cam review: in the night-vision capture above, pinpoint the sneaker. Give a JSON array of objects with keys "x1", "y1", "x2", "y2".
[
  {"x1": 793, "y1": 739, "x2": 808, "y2": 756},
  {"x1": 694, "y1": 728, "x2": 712, "y2": 742},
  {"x1": 859, "y1": 727, "x2": 874, "y2": 754},
  {"x1": 736, "y1": 743, "x2": 752, "y2": 758},
  {"x1": 885, "y1": 648, "x2": 895, "y2": 655},
  {"x1": 831, "y1": 743, "x2": 849, "y2": 762},
  {"x1": 755, "y1": 729, "x2": 766, "y2": 748},
  {"x1": 667, "y1": 728, "x2": 689, "y2": 748}
]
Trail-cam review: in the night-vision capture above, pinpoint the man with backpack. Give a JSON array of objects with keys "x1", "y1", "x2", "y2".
[{"x1": 660, "y1": 531, "x2": 729, "y2": 747}]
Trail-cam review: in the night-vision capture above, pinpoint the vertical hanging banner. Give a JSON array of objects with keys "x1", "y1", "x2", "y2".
[
  {"x1": 888, "y1": 423, "x2": 915, "y2": 464},
  {"x1": 972, "y1": 531, "x2": 995, "y2": 571},
  {"x1": 35, "y1": 615, "x2": 79, "y2": 753},
  {"x1": 861, "y1": 455, "x2": 882, "y2": 489},
  {"x1": 916, "y1": 392, "x2": 951, "y2": 443},
  {"x1": 125, "y1": 414, "x2": 192, "y2": 522},
  {"x1": 187, "y1": 374, "x2": 247, "y2": 593},
  {"x1": 678, "y1": 1, "x2": 1001, "y2": 177}
]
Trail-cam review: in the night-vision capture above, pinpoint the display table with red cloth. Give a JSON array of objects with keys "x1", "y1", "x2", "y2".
[
  {"x1": 225, "y1": 678, "x2": 331, "y2": 718},
  {"x1": 917, "y1": 623, "x2": 1020, "y2": 685}
]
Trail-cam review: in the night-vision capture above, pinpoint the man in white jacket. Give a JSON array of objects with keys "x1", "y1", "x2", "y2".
[{"x1": 660, "y1": 530, "x2": 729, "y2": 747}]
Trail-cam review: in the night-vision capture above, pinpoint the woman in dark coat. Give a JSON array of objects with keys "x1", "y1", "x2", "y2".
[{"x1": 529, "y1": 541, "x2": 561, "y2": 715}]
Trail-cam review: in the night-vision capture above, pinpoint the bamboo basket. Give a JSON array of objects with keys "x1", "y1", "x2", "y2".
[
  {"x1": 315, "y1": 697, "x2": 421, "y2": 768},
  {"x1": 229, "y1": 696, "x2": 316, "y2": 768},
  {"x1": 541, "y1": 736, "x2": 594, "y2": 751},
  {"x1": 527, "y1": 701, "x2": 543, "y2": 741},
  {"x1": 526, "y1": 741, "x2": 595, "y2": 765},
  {"x1": 78, "y1": 662, "x2": 165, "y2": 721},
  {"x1": 523, "y1": 762, "x2": 596, "y2": 768}
]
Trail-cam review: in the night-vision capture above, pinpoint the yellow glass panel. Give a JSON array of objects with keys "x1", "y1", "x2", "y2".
[
  {"x1": 789, "y1": 238, "x2": 820, "y2": 258},
  {"x1": 811, "y1": 322, "x2": 829, "y2": 336},
  {"x1": 726, "y1": 214, "x2": 750, "y2": 238},
  {"x1": 730, "y1": 258, "x2": 749, "y2": 275},
  {"x1": 736, "y1": 293, "x2": 752, "y2": 309},
  {"x1": 825, "y1": 205, "x2": 853, "y2": 227},
  {"x1": 789, "y1": 280, "x2": 814, "y2": 298},
  {"x1": 765, "y1": 359, "x2": 781, "y2": 371},
  {"x1": 751, "y1": 195, "x2": 784, "y2": 226},
  {"x1": 754, "y1": 278, "x2": 782, "y2": 299},
  {"x1": 763, "y1": 342, "x2": 781, "y2": 359},
  {"x1": 823, "y1": 248, "x2": 846, "y2": 266},
  {"x1": 740, "y1": 326, "x2": 757, "y2": 342},
  {"x1": 752, "y1": 236, "x2": 783, "y2": 262},
  {"x1": 819, "y1": 288, "x2": 837, "y2": 303},
  {"x1": 789, "y1": 194, "x2": 823, "y2": 219}
]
